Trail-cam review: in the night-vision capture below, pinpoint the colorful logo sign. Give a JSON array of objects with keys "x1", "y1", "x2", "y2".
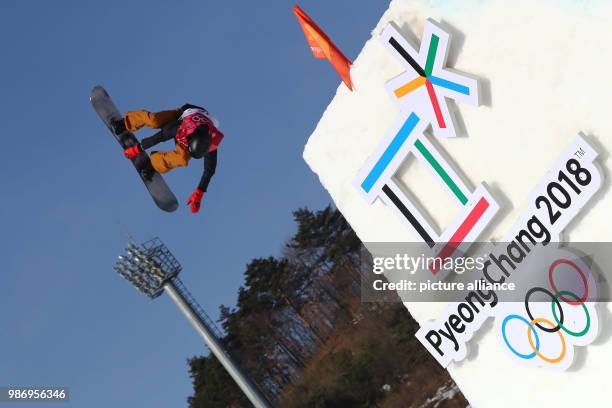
[
  {"x1": 356, "y1": 19, "x2": 603, "y2": 370},
  {"x1": 415, "y1": 136, "x2": 602, "y2": 370},
  {"x1": 497, "y1": 257, "x2": 597, "y2": 370},
  {"x1": 355, "y1": 20, "x2": 499, "y2": 272}
]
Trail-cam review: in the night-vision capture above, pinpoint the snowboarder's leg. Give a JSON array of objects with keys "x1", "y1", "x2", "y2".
[
  {"x1": 150, "y1": 143, "x2": 191, "y2": 173},
  {"x1": 124, "y1": 109, "x2": 181, "y2": 132}
]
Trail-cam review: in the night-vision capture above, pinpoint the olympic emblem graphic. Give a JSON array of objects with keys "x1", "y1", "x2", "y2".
[
  {"x1": 496, "y1": 255, "x2": 598, "y2": 370},
  {"x1": 354, "y1": 19, "x2": 499, "y2": 273},
  {"x1": 359, "y1": 18, "x2": 604, "y2": 371}
]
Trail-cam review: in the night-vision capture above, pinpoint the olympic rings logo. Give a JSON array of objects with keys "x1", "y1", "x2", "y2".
[
  {"x1": 190, "y1": 113, "x2": 208, "y2": 123},
  {"x1": 500, "y1": 259, "x2": 596, "y2": 366}
]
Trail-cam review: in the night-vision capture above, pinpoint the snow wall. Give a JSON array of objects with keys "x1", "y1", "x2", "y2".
[{"x1": 303, "y1": 0, "x2": 612, "y2": 407}]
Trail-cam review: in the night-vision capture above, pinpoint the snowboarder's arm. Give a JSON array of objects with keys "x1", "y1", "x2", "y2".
[{"x1": 197, "y1": 150, "x2": 217, "y2": 192}]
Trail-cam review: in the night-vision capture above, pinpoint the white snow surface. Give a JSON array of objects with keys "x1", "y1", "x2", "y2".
[{"x1": 303, "y1": 0, "x2": 612, "y2": 407}]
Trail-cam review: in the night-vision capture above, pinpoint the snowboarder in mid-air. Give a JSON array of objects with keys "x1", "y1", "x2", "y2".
[{"x1": 111, "y1": 104, "x2": 224, "y2": 214}]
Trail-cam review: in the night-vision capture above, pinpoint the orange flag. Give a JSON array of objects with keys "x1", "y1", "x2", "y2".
[{"x1": 293, "y1": 4, "x2": 353, "y2": 91}]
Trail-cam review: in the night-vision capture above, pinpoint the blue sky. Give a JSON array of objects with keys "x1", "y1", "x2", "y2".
[{"x1": 0, "y1": 1, "x2": 387, "y2": 406}]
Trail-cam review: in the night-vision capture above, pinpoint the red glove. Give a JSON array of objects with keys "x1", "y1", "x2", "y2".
[
  {"x1": 187, "y1": 188, "x2": 204, "y2": 213},
  {"x1": 124, "y1": 144, "x2": 142, "y2": 159}
]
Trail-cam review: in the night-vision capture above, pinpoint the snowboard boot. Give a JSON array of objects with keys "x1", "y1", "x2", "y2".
[{"x1": 111, "y1": 118, "x2": 127, "y2": 135}]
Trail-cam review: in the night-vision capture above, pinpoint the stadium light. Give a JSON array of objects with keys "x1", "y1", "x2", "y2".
[{"x1": 114, "y1": 238, "x2": 271, "y2": 408}]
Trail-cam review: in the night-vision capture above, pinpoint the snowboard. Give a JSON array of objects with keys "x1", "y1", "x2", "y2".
[{"x1": 90, "y1": 85, "x2": 178, "y2": 212}]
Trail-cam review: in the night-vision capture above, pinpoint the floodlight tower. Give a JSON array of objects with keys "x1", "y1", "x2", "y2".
[{"x1": 114, "y1": 238, "x2": 271, "y2": 408}]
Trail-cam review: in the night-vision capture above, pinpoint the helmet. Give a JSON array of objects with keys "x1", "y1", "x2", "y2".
[{"x1": 188, "y1": 127, "x2": 212, "y2": 159}]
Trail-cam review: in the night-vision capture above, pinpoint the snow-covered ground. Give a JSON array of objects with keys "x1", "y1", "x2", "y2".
[
  {"x1": 304, "y1": 0, "x2": 612, "y2": 407},
  {"x1": 420, "y1": 381, "x2": 460, "y2": 408}
]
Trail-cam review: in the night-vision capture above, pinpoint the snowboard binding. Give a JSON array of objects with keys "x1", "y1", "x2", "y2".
[{"x1": 134, "y1": 155, "x2": 155, "y2": 181}]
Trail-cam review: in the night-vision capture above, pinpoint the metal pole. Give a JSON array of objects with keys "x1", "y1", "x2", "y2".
[{"x1": 163, "y1": 280, "x2": 272, "y2": 408}]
